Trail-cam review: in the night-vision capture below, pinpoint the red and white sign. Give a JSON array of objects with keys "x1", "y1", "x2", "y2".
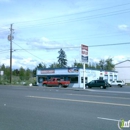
[
  {"x1": 41, "y1": 70, "x2": 55, "y2": 74},
  {"x1": 81, "y1": 44, "x2": 88, "y2": 63}
]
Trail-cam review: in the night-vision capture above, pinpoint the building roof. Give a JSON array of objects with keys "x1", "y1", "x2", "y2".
[
  {"x1": 37, "y1": 67, "x2": 117, "y2": 72},
  {"x1": 115, "y1": 60, "x2": 130, "y2": 66}
]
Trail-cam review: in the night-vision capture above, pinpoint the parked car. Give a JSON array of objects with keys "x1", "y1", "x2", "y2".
[
  {"x1": 85, "y1": 80, "x2": 109, "y2": 89},
  {"x1": 110, "y1": 80, "x2": 125, "y2": 87},
  {"x1": 104, "y1": 80, "x2": 112, "y2": 87},
  {"x1": 42, "y1": 78, "x2": 70, "y2": 88}
]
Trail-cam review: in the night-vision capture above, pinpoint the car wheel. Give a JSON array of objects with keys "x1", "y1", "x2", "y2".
[
  {"x1": 58, "y1": 84, "x2": 62, "y2": 88},
  {"x1": 118, "y1": 84, "x2": 122, "y2": 87},
  {"x1": 85, "y1": 85, "x2": 89, "y2": 89},
  {"x1": 63, "y1": 86, "x2": 68, "y2": 88},
  {"x1": 43, "y1": 84, "x2": 47, "y2": 87},
  {"x1": 100, "y1": 86, "x2": 103, "y2": 89}
]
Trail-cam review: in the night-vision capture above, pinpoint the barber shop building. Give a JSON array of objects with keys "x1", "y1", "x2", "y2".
[{"x1": 36, "y1": 68, "x2": 118, "y2": 88}]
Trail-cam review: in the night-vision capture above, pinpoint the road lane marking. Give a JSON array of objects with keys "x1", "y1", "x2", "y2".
[
  {"x1": 87, "y1": 89, "x2": 130, "y2": 94},
  {"x1": 97, "y1": 117, "x2": 120, "y2": 122},
  {"x1": 66, "y1": 93, "x2": 130, "y2": 100},
  {"x1": 27, "y1": 96, "x2": 130, "y2": 107}
]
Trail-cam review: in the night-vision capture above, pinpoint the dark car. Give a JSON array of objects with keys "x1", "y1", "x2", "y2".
[
  {"x1": 85, "y1": 80, "x2": 109, "y2": 89},
  {"x1": 105, "y1": 80, "x2": 111, "y2": 87}
]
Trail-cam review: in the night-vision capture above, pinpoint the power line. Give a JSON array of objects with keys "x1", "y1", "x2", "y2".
[
  {"x1": 13, "y1": 41, "x2": 44, "y2": 61},
  {"x1": 15, "y1": 2, "x2": 130, "y2": 25},
  {"x1": 35, "y1": 32, "x2": 124, "y2": 41},
  {"x1": 0, "y1": 49, "x2": 9, "y2": 54},
  {"x1": 1, "y1": 41, "x2": 129, "y2": 55},
  {"x1": 12, "y1": 42, "x2": 130, "y2": 51},
  {"x1": 89, "y1": 42, "x2": 130, "y2": 47},
  {"x1": 15, "y1": 8, "x2": 130, "y2": 30}
]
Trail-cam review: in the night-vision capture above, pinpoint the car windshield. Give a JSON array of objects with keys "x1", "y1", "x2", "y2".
[
  {"x1": 117, "y1": 81, "x2": 122, "y2": 83},
  {"x1": 90, "y1": 80, "x2": 95, "y2": 83}
]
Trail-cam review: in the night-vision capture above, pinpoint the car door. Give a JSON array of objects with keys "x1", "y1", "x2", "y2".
[
  {"x1": 52, "y1": 79, "x2": 56, "y2": 86},
  {"x1": 89, "y1": 80, "x2": 96, "y2": 87},
  {"x1": 94, "y1": 80, "x2": 99, "y2": 87},
  {"x1": 47, "y1": 79, "x2": 52, "y2": 86},
  {"x1": 112, "y1": 81, "x2": 116, "y2": 86},
  {"x1": 53, "y1": 79, "x2": 59, "y2": 86}
]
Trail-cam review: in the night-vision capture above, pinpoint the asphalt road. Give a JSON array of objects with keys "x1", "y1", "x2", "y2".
[{"x1": 0, "y1": 85, "x2": 130, "y2": 130}]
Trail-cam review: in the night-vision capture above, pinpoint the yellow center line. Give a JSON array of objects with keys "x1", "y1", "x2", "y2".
[{"x1": 27, "y1": 96, "x2": 130, "y2": 107}]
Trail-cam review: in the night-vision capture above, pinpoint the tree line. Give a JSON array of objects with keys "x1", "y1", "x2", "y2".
[{"x1": 0, "y1": 48, "x2": 115, "y2": 84}]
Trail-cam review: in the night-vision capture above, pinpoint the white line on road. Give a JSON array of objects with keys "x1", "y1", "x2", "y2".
[
  {"x1": 27, "y1": 96, "x2": 130, "y2": 107},
  {"x1": 66, "y1": 93, "x2": 130, "y2": 100},
  {"x1": 87, "y1": 89, "x2": 130, "y2": 94},
  {"x1": 97, "y1": 117, "x2": 120, "y2": 122}
]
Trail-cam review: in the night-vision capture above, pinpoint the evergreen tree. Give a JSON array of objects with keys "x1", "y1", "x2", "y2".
[
  {"x1": 37, "y1": 63, "x2": 46, "y2": 69},
  {"x1": 25, "y1": 68, "x2": 32, "y2": 80},
  {"x1": 99, "y1": 59, "x2": 106, "y2": 70},
  {"x1": 97, "y1": 58, "x2": 114, "y2": 71},
  {"x1": 1, "y1": 64, "x2": 6, "y2": 72},
  {"x1": 57, "y1": 48, "x2": 67, "y2": 68},
  {"x1": 72, "y1": 60, "x2": 89, "y2": 68},
  {"x1": 13, "y1": 69, "x2": 19, "y2": 76},
  {"x1": 33, "y1": 63, "x2": 46, "y2": 77},
  {"x1": 105, "y1": 58, "x2": 115, "y2": 70},
  {"x1": 72, "y1": 60, "x2": 83, "y2": 68},
  {"x1": 49, "y1": 62, "x2": 61, "y2": 68},
  {"x1": 19, "y1": 67, "x2": 25, "y2": 80},
  {"x1": 88, "y1": 62, "x2": 96, "y2": 69}
]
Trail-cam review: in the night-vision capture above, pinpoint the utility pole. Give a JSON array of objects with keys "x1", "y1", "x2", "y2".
[{"x1": 8, "y1": 24, "x2": 14, "y2": 84}]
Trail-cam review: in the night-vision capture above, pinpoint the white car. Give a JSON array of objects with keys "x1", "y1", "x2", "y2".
[{"x1": 110, "y1": 80, "x2": 125, "y2": 87}]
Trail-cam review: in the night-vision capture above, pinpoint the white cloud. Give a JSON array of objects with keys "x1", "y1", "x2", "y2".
[
  {"x1": 13, "y1": 58, "x2": 40, "y2": 69},
  {"x1": 26, "y1": 37, "x2": 78, "y2": 51},
  {"x1": 0, "y1": 26, "x2": 10, "y2": 39},
  {"x1": 26, "y1": 37, "x2": 59, "y2": 49},
  {"x1": 118, "y1": 24, "x2": 129, "y2": 31},
  {"x1": 113, "y1": 55, "x2": 128, "y2": 64}
]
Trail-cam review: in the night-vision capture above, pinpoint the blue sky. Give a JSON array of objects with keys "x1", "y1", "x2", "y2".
[{"x1": 0, "y1": 0, "x2": 130, "y2": 69}]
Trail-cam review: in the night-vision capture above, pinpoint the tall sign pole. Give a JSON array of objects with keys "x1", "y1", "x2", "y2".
[
  {"x1": 81, "y1": 44, "x2": 88, "y2": 89},
  {"x1": 8, "y1": 24, "x2": 14, "y2": 84}
]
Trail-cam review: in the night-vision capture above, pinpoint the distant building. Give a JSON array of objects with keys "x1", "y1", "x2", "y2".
[{"x1": 115, "y1": 60, "x2": 130, "y2": 83}]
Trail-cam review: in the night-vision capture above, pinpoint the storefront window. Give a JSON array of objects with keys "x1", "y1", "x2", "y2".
[
  {"x1": 104, "y1": 75, "x2": 108, "y2": 81},
  {"x1": 68, "y1": 77, "x2": 78, "y2": 83},
  {"x1": 99, "y1": 77, "x2": 103, "y2": 80},
  {"x1": 114, "y1": 75, "x2": 117, "y2": 80},
  {"x1": 81, "y1": 77, "x2": 88, "y2": 83},
  {"x1": 110, "y1": 75, "x2": 113, "y2": 82},
  {"x1": 38, "y1": 77, "x2": 47, "y2": 83}
]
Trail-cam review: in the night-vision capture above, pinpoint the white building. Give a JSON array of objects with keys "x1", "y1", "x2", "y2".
[
  {"x1": 115, "y1": 60, "x2": 130, "y2": 83},
  {"x1": 36, "y1": 68, "x2": 118, "y2": 88}
]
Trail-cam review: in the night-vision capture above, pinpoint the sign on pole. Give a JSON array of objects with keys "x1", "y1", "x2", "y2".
[
  {"x1": 81, "y1": 44, "x2": 88, "y2": 63},
  {"x1": 81, "y1": 44, "x2": 88, "y2": 89}
]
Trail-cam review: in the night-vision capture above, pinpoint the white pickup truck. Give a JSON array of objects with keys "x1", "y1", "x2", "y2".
[{"x1": 110, "y1": 80, "x2": 125, "y2": 87}]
